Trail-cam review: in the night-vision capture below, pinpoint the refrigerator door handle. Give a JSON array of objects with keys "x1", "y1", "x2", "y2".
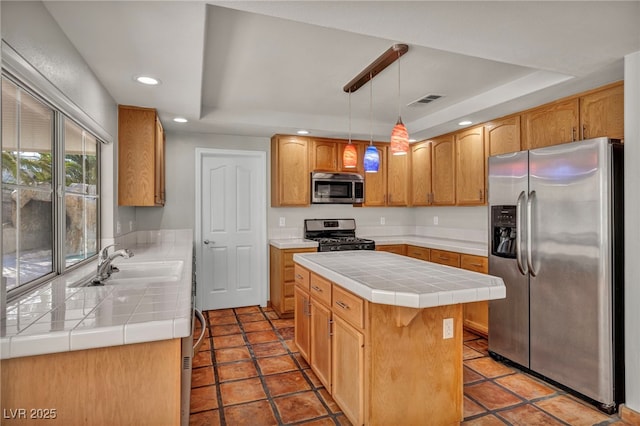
[
  {"x1": 527, "y1": 190, "x2": 537, "y2": 277},
  {"x1": 516, "y1": 190, "x2": 528, "y2": 275}
]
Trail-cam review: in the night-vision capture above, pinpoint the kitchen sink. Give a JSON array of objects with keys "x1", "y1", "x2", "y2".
[{"x1": 73, "y1": 260, "x2": 184, "y2": 287}]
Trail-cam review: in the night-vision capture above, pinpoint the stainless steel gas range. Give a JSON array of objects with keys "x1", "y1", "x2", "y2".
[{"x1": 304, "y1": 218, "x2": 375, "y2": 252}]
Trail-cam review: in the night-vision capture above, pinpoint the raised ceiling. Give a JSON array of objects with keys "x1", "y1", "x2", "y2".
[{"x1": 44, "y1": 1, "x2": 640, "y2": 141}]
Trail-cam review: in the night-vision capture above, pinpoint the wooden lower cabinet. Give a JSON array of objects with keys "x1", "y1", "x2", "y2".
[
  {"x1": 294, "y1": 286, "x2": 311, "y2": 361},
  {"x1": 310, "y1": 299, "x2": 332, "y2": 390},
  {"x1": 375, "y1": 244, "x2": 406, "y2": 256},
  {"x1": 406, "y1": 245, "x2": 430, "y2": 261},
  {"x1": 1, "y1": 339, "x2": 181, "y2": 425},
  {"x1": 461, "y1": 254, "x2": 489, "y2": 337},
  {"x1": 332, "y1": 314, "x2": 365, "y2": 425},
  {"x1": 269, "y1": 246, "x2": 316, "y2": 317},
  {"x1": 430, "y1": 249, "x2": 461, "y2": 267}
]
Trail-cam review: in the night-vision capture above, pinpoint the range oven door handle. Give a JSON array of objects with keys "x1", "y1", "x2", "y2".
[
  {"x1": 516, "y1": 191, "x2": 528, "y2": 275},
  {"x1": 193, "y1": 308, "x2": 206, "y2": 353}
]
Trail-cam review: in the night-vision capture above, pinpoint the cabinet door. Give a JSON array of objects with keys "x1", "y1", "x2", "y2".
[
  {"x1": 387, "y1": 148, "x2": 409, "y2": 206},
  {"x1": 310, "y1": 300, "x2": 332, "y2": 390},
  {"x1": 310, "y1": 139, "x2": 338, "y2": 171},
  {"x1": 485, "y1": 116, "x2": 521, "y2": 156},
  {"x1": 456, "y1": 126, "x2": 486, "y2": 205},
  {"x1": 580, "y1": 83, "x2": 624, "y2": 140},
  {"x1": 154, "y1": 117, "x2": 166, "y2": 205},
  {"x1": 364, "y1": 145, "x2": 387, "y2": 206},
  {"x1": 294, "y1": 287, "x2": 311, "y2": 362},
  {"x1": 406, "y1": 245, "x2": 430, "y2": 261},
  {"x1": 410, "y1": 141, "x2": 432, "y2": 206},
  {"x1": 522, "y1": 98, "x2": 579, "y2": 149},
  {"x1": 332, "y1": 315, "x2": 365, "y2": 426},
  {"x1": 271, "y1": 136, "x2": 309, "y2": 206},
  {"x1": 461, "y1": 254, "x2": 489, "y2": 336},
  {"x1": 431, "y1": 135, "x2": 456, "y2": 205}
]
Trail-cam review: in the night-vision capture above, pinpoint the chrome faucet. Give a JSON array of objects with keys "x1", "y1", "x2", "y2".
[{"x1": 95, "y1": 244, "x2": 134, "y2": 282}]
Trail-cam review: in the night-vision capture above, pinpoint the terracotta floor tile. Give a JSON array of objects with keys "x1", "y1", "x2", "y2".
[
  {"x1": 252, "y1": 341, "x2": 288, "y2": 358},
  {"x1": 304, "y1": 368, "x2": 323, "y2": 388},
  {"x1": 464, "y1": 395, "x2": 487, "y2": 418},
  {"x1": 189, "y1": 409, "x2": 221, "y2": 426},
  {"x1": 217, "y1": 360, "x2": 258, "y2": 382},
  {"x1": 223, "y1": 399, "x2": 277, "y2": 426},
  {"x1": 465, "y1": 381, "x2": 523, "y2": 410},
  {"x1": 257, "y1": 354, "x2": 298, "y2": 375},
  {"x1": 212, "y1": 334, "x2": 245, "y2": 349},
  {"x1": 285, "y1": 339, "x2": 299, "y2": 353},
  {"x1": 495, "y1": 373, "x2": 556, "y2": 400},
  {"x1": 464, "y1": 366, "x2": 484, "y2": 385},
  {"x1": 243, "y1": 320, "x2": 274, "y2": 332},
  {"x1": 271, "y1": 318, "x2": 295, "y2": 329},
  {"x1": 464, "y1": 345, "x2": 484, "y2": 360},
  {"x1": 215, "y1": 346, "x2": 251, "y2": 363},
  {"x1": 265, "y1": 311, "x2": 280, "y2": 320},
  {"x1": 497, "y1": 404, "x2": 565, "y2": 425},
  {"x1": 461, "y1": 414, "x2": 507, "y2": 426},
  {"x1": 193, "y1": 350, "x2": 213, "y2": 367},
  {"x1": 208, "y1": 309, "x2": 235, "y2": 319},
  {"x1": 336, "y1": 414, "x2": 354, "y2": 426},
  {"x1": 263, "y1": 370, "x2": 311, "y2": 397},
  {"x1": 238, "y1": 312, "x2": 267, "y2": 323},
  {"x1": 465, "y1": 338, "x2": 489, "y2": 355},
  {"x1": 197, "y1": 338, "x2": 211, "y2": 352},
  {"x1": 298, "y1": 418, "x2": 338, "y2": 426},
  {"x1": 274, "y1": 391, "x2": 329, "y2": 424},
  {"x1": 465, "y1": 357, "x2": 514, "y2": 378},
  {"x1": 209, "y1": 315, "x2": 238, "y2": 326},
  {"x1": 295, "y1": 353, "x2": 310, "y2": 369},
  {"x1": 191, "y1": 366, "x2": 215, "y2": 387},
  {"x1": 219, "y1": 377, "x2": 267, "y2": 406},
  {"x1": 277, "y1": 327, "x2": 295, "y2": 340},
  {"x1": 534, "y1": 395, "x2": 612, "y2": 426},
  {"x1": 246, "y1": 330, "x2": 279, "y2": 344},
  {"x1": 235, "y1": 306, "x2": 262, "y2": 314},
  {"x1": 318, "y1": 387, "x2": 341, "y2": 413},
  {"x1": 211, "y1": 323, "x2": 241, "y2": 336},
  {"x1": 190, "y1": 385, "x2": 218, "y2": 413}
]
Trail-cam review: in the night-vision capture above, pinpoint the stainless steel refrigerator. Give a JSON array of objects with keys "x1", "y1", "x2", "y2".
[{"x1": 488, "y1": 137, "x2": 624, "y2": 412}]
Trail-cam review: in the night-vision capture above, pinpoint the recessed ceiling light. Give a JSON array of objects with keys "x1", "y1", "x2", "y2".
[
  {"x1": 135, "y1": 75, "x2": 160, "y2": 86},
  {"x1": 173, "y1": 117, "x2": 188, "y2": 123},
  {"x1": 458, "y1": 120, "x2": 472, "y2": 126},
  {"x1": 297, "y1": 130, "x2": 309, "y2": 135}
]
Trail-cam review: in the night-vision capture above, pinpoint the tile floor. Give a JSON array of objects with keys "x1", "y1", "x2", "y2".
[{"x1": 190, "y1": 306, "x2": 627, "y2": 426}]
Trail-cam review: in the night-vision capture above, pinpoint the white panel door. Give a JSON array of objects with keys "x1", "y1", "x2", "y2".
[{"x1": 197, "y1": 150, "x2": 266, "y2": 310}]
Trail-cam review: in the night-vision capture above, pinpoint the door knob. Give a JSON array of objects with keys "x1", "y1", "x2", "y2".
[{"x1": 204, "y1": 240, "x2": 212, "y2": 245}]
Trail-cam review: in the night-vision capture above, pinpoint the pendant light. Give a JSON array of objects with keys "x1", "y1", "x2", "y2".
[
  {"x1": 390, "y1": 50, "x2": 409, "y2": 155},
  {"x1": 364, "y1": 73, "x2": 380, "y2": 173},
  {"x1": 342, "y1": 90, "x2": 357, "y2": 169}
]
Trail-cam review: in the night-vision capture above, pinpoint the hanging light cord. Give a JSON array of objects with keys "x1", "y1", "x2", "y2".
[
  {"x1": 348, "y1": 90, "x2": 352, "y2": 144},
  {"x1": 369, "y1": 72, "x2": 373, "y2": 146},
  {"x1": 397, "y1": 50, "x2": 401, "y2": 119}
]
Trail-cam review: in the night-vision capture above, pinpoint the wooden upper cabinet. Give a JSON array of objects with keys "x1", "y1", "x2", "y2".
[
  {"x1": 485, "y1": 115, "x2": 521, "y2": 156},
  {"x1": 580, "y1": 82, "x2": 624, "y2": 140},
  {"x1": 387, "y1": 149, "x2": 409, "y2": 206},
  {"x1": 456, "y1": 126, "x2": 486, "y2": 206},
  {"x1": 522, "y1": 98, "x2": 579, "y2": 150},
  {"x1": 271, "y1": 135, "x2": 310, "y2": 206},
  {"x1": 118, "y1": 105, "x2": 165, "y2": 206},
  {"x1": 431, "y1": 135, "x2": 456, "y2": 206},
  {"x1": 310, "y1": 139, "x2": 338, "y2": 171},
  {"x1": 410, "y1": 141, "x2": 432, "y2": 206},
  {"x1": 364, "y1": 145, "x2": 387, "y2": 207}
]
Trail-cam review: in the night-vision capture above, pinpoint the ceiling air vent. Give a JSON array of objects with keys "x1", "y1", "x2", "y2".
[{"x1": 408, "y1": 94, "x2": 443, "y2": 107}]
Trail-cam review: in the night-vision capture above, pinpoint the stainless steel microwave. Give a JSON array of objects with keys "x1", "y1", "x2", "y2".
[{"x1": 311, "y1": 172, "x2": 364, "y2": 204}]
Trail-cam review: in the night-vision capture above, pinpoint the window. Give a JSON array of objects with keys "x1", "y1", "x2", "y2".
[{"x1": 1, "y1": 74, "x2": 100, "y2": 297}]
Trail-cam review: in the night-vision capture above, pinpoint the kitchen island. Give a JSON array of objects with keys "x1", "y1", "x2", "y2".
[{"x1": 293, "y1": 251, "x2": 505, "y2": 426}]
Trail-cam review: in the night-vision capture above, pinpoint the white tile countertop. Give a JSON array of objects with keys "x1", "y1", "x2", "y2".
[
  {"x1": 1, "y1": 229, "x2": 193, "y2": 360},
  {"x1": 270, "y1": 234, "x2": 487, "y2": 256},
  {"x1": 293, "y1": 251, "x2": 505, "y2": 309}
]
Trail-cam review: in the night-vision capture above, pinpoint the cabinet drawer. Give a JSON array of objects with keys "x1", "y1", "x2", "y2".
[
  {"x1": 332, "y1": 285, "x2": 364, "y2": 329},
  {"x1": 295, "y1": 265, "x2": 310, "y2": 291},
  {"x1": 284, "y1": 266, "x2": 295, "y2": 283},
  {"x1": 284, "y1": 282, "x2": 295, "y2": 297},
  {"x1": 310, "y1": 273, "x2": 332, "y2": 306},
  {"x1": 460, "y1": 254, "x2": 488, "y2": 273},
  {"x1": 283, "y1": 295, "x2": 295, "y2": 313},
  {"x1": 406, "y1": 245, "x2": 430, "y2": 261},
  {"x1": 284, "y1": 252, "x2": 295, "y2": 268},
  {"x1": 375, "y1": 244, "x2": 406, "y2": 256},
  {"x1": 430, "y1": 249, "x2": 461, "y2": 267}
]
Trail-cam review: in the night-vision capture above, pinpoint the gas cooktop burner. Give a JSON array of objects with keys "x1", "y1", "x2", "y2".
[{"x1": 304, "y1": 219, "x2": 375, "y2": 252}]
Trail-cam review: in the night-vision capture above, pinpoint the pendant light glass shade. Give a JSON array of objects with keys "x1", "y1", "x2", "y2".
[
  {"x1": 390, "y1": 118, "x2": 409, "y2": 155},
  {"x1": 342, "y1": 90, "x2": 357, "y2": 168},
  {"x1": 390, "y1": 50, "x2": 409, "y2": 156},
  {"x1": 364, "y1": 145, "x2": 379, "y2": 173}
]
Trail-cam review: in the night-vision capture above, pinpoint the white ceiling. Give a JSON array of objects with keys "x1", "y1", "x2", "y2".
[{"x1": 44, "y1": 1, "x2": 640, "y2": 141}]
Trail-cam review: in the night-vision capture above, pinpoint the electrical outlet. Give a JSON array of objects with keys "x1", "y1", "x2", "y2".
[
  {"x1": 116, "y1": 221, "x2": 121, "y2": 234},
  {"x1": 279, "y1": 217, "x2": 286, "y2": 227},
  {"x1": 433, "y1": 216, "x2": 439, "y2": 226},
  {"x1": 129, "y1": 221, "x2": 134, "y2": 232},
  {"x1": 443, "y1": 318, "x2": 454, "y2": 339},
  {"x1": 380, "y1": 217, "x2": 386, "y2": 225}
]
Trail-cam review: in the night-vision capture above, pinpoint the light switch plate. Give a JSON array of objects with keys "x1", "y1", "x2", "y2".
[
  {"x1": 380, "y1": 217, "x2": 385, "y2": 225},
  {"x1": 279, "y1": 217, "x2": 286, "y2": 227}
]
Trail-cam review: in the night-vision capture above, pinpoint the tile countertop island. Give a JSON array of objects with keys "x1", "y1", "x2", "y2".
[
  {"x1": 292, "y1": 251, "x2": 505, "y2": 425},
  {"x1": 1, "y1": 229, "x2": 193, "y2": 360}
]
